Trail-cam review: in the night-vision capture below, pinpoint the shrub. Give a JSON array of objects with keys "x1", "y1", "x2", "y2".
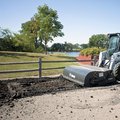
[
  {"x1": 80, "y1": 47, "x2": 106, "y2": 56},
  {"x1": 35, "y1": 46, "x2": 44, "y2": 53}
]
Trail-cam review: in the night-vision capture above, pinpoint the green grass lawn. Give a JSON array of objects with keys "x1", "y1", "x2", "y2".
[{"x1": 0, "y1": 51, "x2": 79, "y2": 79}]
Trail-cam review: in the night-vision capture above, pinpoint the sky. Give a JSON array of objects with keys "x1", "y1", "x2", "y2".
[{"x1": 1, "y1": 0, "x2": 120, "y2": 46}]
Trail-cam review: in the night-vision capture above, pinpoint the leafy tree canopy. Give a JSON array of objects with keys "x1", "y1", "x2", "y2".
[
  {"x1": 89, "y1": 34, "x2": 108, "y2": 48},
  {"x1": 5, "y1": 4, "x2": 65, "y2": 53},
  {"x1": 80, "y1": 43, "x2": 89, "y2": 49},
  {"x1": 0, "y1": 28, "x2": 16, "y2": 51},
  {"x1": 35, "y1": 4, "x2": 64, "y2": 53},
  {"x1": 50, "y1": 42, "x2": 81, "y2": 52}
]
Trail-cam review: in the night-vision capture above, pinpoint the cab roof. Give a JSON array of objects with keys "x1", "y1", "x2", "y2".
[{"x1": 108, "y1": 33, "x2": 120, "y2": 37}]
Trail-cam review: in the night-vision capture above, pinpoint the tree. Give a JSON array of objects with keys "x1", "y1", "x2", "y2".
[
  {"x1": 63, "y1": 42, "x2": 73, "y2": 51},
  {"x1": 80, "y1": 43, "x2": 89, "y2": 49},
  {"x1": 50, "y1": 42, "x2": 81, "y2": 52},
  {"x1": 0, "y1": 28, "x2": 16, "y2": 51},
  {"x1": 13, "y1": 33, "x2": 36, "y2": 52},
  {"x1": 34, "y1": 5, "x2": 64, "y2": 54},
  {"x1": 20, "y1": 5, "x2": 64, "y2": 54},
  {"x1": 89, "y1": 34, "x2": 108, "y2": 48},
  {"x1": 73, "y1": 43, "x2": 80, "y2": 49},
  {"x1": 51, "y1": 43, "x2": 63, "y2": 51},
  {"x1": 21, "y1": 19, "x2": 41, "y2": 49}
]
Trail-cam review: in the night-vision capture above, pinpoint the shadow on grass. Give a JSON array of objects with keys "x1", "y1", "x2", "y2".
[{"x1": 0, "y1": 52, "x2": 20, "y2": 58}]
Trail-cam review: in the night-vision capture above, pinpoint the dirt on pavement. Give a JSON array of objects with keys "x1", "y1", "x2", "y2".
[
  {"x1": 0, "y1": 76, "x2": 81, "y2": 106},
  {"x1": 0, "y1": 76, "x2": 120, "y2": 120}
]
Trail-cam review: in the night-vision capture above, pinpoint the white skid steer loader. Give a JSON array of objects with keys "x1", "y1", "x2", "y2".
[{"x1": 63, "y1": 33, "x2": 120, "y2": 87}]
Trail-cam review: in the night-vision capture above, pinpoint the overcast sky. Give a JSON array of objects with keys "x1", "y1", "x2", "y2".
[{"x1": 1, "y1": 0, "x2": 120, "y2": 46}]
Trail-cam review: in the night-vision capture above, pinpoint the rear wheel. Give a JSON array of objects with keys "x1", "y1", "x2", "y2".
[{"x1": 113, "y1": 62, "x2": 120, "y2": 81}]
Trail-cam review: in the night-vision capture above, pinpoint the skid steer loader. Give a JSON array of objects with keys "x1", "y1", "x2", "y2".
[{"x1": 63, "y1": 33, "x2": 120, "y2": 87}]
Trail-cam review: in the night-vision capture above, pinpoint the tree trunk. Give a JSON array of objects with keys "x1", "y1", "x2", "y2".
[
  {"x1": 45, "y1": 41, "x2": 47, "y2": 54},
  {"x1": 34, "y1": 37, "x2": 38, "y2": 49}
]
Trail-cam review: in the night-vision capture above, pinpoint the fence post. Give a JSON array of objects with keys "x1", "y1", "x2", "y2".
[
  {"x1": 39, "y1": 57, "x2": 42, "y2": 78},
  {"x1": 93, "y1": 55, "x2": 97, "y2": 66}
]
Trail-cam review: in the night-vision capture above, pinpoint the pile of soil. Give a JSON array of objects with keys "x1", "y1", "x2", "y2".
[{"x1": 0, "y1": 76, "x2": 81, "y2": 106}]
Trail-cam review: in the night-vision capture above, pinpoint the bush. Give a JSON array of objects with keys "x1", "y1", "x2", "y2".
[
  {"x1": 80, "y1": 47, "x2": 106, "y2": 56},
  {"x1": 35, "y1": 46, "x2": 44, "y2": 53}
]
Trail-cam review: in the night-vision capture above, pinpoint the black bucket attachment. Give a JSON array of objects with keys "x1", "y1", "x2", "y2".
[{"x1": 63, "y1": 65, "x2": 116, "y2": 87}]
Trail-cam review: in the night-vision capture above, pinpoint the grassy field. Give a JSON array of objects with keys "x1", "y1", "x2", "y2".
[{"x1": 0, "y1": 51, "x2": 79, "y2": 79}]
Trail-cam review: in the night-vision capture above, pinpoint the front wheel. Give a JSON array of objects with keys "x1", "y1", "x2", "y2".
[{"x1": 113, "y1": 62, "x2": 120, "y2": 81}]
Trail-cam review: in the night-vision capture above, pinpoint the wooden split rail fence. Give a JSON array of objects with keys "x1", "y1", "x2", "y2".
[{"x1": 0, "y1": 58, "x2": 95, "y2": 78}]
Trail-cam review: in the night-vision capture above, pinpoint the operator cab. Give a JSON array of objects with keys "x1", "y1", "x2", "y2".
[{"x1": 107, "y1": 33, "x2": 120, "y2": 58}]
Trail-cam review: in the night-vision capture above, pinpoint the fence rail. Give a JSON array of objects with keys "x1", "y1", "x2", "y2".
[
  {"x1": 0, "y1": 68, "x2": 39, "y2": 74},
  {"x1": 0, "y1": 61, "x2": 38, "y2": 65},
  {"x1": 0, "y1": 58, "x2": 94, "y2": 78},
  {"x1": 0, "y1": 60, "x2": 92, "y2": 65}
]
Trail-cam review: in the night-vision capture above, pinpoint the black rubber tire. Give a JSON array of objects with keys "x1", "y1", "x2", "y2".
[{"x1": 113, "y1": 62, "x2": 120, "y2": 81}]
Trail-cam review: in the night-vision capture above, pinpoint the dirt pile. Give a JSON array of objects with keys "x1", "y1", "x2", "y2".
[
  {"x1": 0, "y1": 81, "x2": 12, "y2": 106},
  {"x1": 0, "y1": 76, "x2": 81, "y2": 106}
]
